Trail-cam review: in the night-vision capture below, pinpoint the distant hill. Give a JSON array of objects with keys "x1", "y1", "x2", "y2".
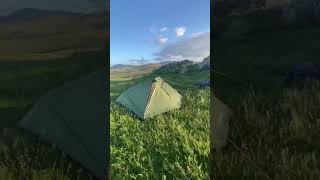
[
  {"x1": 198, "y1": 55, "x2": 210, "y2": 70},
  {"x1": 110, "y1": 56, "x2": 210, "y2": 80},
  {"x1": 111, "y1": 61, "x2": 172, "y2": 70},
  {"x1": 154, "y1": 60, "x2": 194, "y2": 74},
  {"x1": 159, "y1": 61, "x2": 173, "y2": 66},
  {"x1": 0, "y1": 8, "x2": 83, "y2": 23},
  {"x1": 111, "y1": 64, "x2": 134, "y2": 69},
  {"x1": 0, "y1": 8, "x2": 107, "y2": 61},
  {"x1": 110, "y1": 63, "x2": 162, "y2": 80},
  {"x1": 154, "y1": 56, "x2": 210, "y2": 74}
]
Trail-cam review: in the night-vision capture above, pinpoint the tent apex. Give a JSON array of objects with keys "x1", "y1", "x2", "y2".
[{"x1": 154, "y1": 77, "x2": 163, "y2": 82}]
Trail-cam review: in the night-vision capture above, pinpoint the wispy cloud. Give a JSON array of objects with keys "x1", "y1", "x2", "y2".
[
  {"x1": 160, "y1": 27, "x2": 168, "y2": 32},
  {"x1": 154, "y1": 32, "x2": 210, "y2": 62},
  {"x1": 149, "y1": 26, "x2": 169, "y2": 45},
  {"x1": 175, "y1": 26, "x2": 187, "y2": 37},
  {"x1": 158, "y1": 36, "x2": 168, "y2": 44},
  {"x1": 128, "y1": 58, "x2": 149, "y2": 65}
]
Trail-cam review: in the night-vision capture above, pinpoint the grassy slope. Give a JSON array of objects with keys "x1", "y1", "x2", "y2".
[
  {"x1": 110, "y1": 68, "x2": 210, "y2": 179},
  {"x1": 0, "y1": 50, "x2": 106, "y2": 179},
  {"x1": 212, "y1": 23, "x2": 320, "y2": 179},
  {"x1": 0, "y1": 13, "x2": 106, "y2": 61},
  {"x1": 110, "y1": 64, "x2": 161, "y2": 81}
]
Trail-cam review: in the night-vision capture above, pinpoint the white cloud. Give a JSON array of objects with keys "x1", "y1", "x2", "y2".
[
  {"x1": 149, "y1": 26, "x2": 169, "y2": 45},
  {"x1": 158, "y1": 37, "x2": 168, "y2": 44},
  {"x1": 154, "y1": 32, "x2": 210, "y2": 62},
  {"x1": 160, "y1": 27, "x2": 168, "y2": 32},
  {"x1": 175, "y1": 26, "x2": 187, "y2": 37}
]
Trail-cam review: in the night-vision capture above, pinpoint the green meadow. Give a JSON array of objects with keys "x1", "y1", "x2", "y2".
[{"x1": 110, "y1": 68, "x2": 210, "y2": 179}]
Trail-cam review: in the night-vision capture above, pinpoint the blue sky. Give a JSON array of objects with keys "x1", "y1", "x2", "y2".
[{"x1": 111, "y1": 0, "x2": 210, "y2": 65}]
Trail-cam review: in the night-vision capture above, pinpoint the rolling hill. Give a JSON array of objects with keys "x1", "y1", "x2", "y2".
[
  {"x1": 0, "y1": 8, "x2": 107, "y2": 61},
  {"x1": 110, "y1": 56, "x2": 210, "y2": 81},
  {"x1": 110, "y1": 63, "x2": 162, "y2": 81},
  {"x1": 0, "y1": 8, "x2": 83, "y2": 23},
  {"x1": 111, "y1": 64, "x2": 134, "y2": 69}
]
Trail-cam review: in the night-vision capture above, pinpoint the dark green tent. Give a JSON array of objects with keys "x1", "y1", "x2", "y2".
[
  {"x1": 18, "y1": 70, "x2": 108, "y2": 180},
  {"x1": 116, "y1": 77, "x2": 182, "y2": 119}
]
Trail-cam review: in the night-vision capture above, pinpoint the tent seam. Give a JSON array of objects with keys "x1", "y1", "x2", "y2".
[{"x1": 144, "y1": 82, "x2": 157, "y2": 118}]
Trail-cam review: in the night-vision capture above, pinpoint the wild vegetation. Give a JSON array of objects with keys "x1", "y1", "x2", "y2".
[
  {"x1": 212, "y1": 10, "x2": 320, "y2": 179},
  {"x1": 110, "y1": 67, "x2": 210, "y2": 179},
  {"x1": 0, "y1": 51, "x2": 106, "y2": 179},
  {"x1": 213, "y1": 81, "x2": 320, "y2": 179},
  {"x1": 0, "y1": 128, "x2": 96, "y2": 180}
]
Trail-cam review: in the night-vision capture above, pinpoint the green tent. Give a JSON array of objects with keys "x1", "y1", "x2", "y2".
[
  {"x1": 18, "y1": 70, "x2": 108, "y2": 180},
  {"x1": 116, "y1": 77, "x2": 182, "y2": 119},
  {"x1": 211, "y1": 95, "x2": 233, "y2": 149}
]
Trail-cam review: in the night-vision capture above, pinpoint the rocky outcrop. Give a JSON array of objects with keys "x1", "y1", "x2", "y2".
[
  {"x1": 153, "y1": 60, "x2": 194, "y2": 74},
  {"x1": 198, "y1": 56, "x2": 210, "y2": 70},
  {"x1": 154, "y1": 56, "x2": 210, "y2": 74}
]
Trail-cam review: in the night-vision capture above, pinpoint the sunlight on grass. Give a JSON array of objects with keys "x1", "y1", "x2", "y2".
[{"x1": 110, "y1": 90, "x2": 210, "y2": 179}]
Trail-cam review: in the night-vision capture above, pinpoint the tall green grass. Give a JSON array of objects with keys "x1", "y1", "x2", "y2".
[
  {"x1": 110, "y1": 88, "x2": 210, "y2": 179},
  {"x1": 0, "y1": 128, "x2": 95, "y2": 180},
  {"x1": 0, "y1": 50, "x2": 106, "y2": 179},
  {"x1": 212, "y1": 82, "x2": 320, "y2": 179}
]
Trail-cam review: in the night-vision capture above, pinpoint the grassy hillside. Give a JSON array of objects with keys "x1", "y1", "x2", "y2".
[
  {"x1": 0, "y1": 12, "x2": 107, "y2": 61},
  {"x1": 110, "y1": 67, "x2": 210, "y2": 179},
  {"x1": 0, "y1": 50, "x2": 106, "y2": 179},
  {"x1": 110, "y1": 64, "x2": 161, "y2": 81},
  {"x1": 212, "y1": 22, "x2": 320, "y2": 179}
]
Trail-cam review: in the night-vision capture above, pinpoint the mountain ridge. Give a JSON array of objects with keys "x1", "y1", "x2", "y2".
[
  {"x1": 0, "y1": 8, "x2": 86, "y2": 23},
  {"x1": 111, "y1": 56, "x2": 210, "y2": 80}
]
